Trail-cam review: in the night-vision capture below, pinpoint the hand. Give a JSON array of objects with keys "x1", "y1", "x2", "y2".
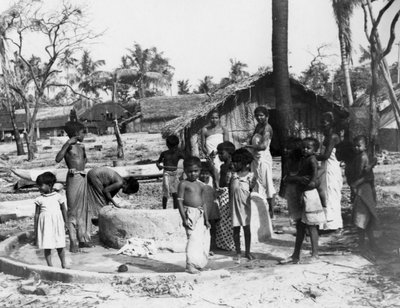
[
  {"x1": 157, "y1": 165, "x2": 164, "y2": 170},
  {"x1": 67, "y1": 136, "x2": 79, "y2": 145},
  {"x1": 205, "y1": 220, "x2": 211, "y2": 229}
]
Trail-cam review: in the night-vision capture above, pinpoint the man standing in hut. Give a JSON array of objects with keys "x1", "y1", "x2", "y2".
[{"x1": 201, "y1": 111, "x2": 229, "y2": 176}]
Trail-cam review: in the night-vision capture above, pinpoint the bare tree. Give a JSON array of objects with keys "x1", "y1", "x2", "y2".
[
  {"x1": 361, "y1": 0, "x2": 400, "y2": 151},
  {"x1": 2, "y1": 1, "x2": 100, "y2": 160}
]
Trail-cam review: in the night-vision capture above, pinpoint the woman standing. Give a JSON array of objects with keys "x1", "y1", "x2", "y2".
[
  {"x1": 317, "y1": 112, "x2": 343, "y2": 231},
  {"x1": 245, "y1": 106, "x2": 276, "y2": 219},
  {"x1": 201, "y1": 111, "x2": 228, "y2": 173}
]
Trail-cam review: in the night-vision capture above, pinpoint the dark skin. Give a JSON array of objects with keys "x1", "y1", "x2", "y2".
[
  {"x1": 101, "y1": 173, "x2": 133, "y2": 208},
  {"x1": 201, "y1": 112, "x2": 228, "y2": 157},
  {"x1": 55, "y1": 129, "x2": 87, "y2": 171},
  {"x1": 316, "y1": 118, "x2": 340, "y2": 162},
  {"x1": 177, "y1": 164, "x2": 210, "y2": 229},
  {"x1": 157, "y1": 144, "x2": 184, "y2": 209}
]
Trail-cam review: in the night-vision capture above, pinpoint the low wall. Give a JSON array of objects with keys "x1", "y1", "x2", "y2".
[{"x1": 98, "y1": 207, "x2": 187, "y2": 250}]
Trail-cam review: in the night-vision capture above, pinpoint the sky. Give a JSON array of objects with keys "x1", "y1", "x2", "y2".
[{"x1": 1, "y1": 0, "x2": 400, "y2": 95}]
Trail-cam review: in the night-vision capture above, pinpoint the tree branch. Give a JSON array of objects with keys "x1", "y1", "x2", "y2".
[{"x1": 380, "y1": 9, "x2": 400, "y2": 60}]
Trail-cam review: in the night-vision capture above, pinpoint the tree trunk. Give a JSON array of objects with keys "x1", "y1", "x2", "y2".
[
  {"x1": 25, "y1": 128, "x2": 37, "y2": 161},
  {"x1": 272, "y1": 0, "x2": 294, "y2": 196},
  {"x1": 338, "y1": 28, "x2": 354, "y2": 108},
  {"x1": 114, "y1": 119, "x2": 124, "y2": 159},
  {"x1": 5, "y1": 95, "x2": 25, "y2": 155}
]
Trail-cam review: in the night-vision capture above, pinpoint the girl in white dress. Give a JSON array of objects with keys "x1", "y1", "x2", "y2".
[{"x1": 34, "y1": 172, "x2": 67, "y2": 268}]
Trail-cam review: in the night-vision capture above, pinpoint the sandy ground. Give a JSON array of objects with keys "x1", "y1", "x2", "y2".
[{"x1": 1, "y1": 133, "x2": 400, "y2": 307}]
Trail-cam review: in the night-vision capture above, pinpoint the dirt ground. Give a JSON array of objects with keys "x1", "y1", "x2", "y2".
[{"x1": 1, "y1": 132, "x2": 400, "y2": 307}]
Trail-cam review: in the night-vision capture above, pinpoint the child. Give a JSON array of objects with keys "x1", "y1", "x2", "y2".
[
  {"x1": 55, "y1": 121, "x2": 88, "y2": 252},
  {"x1": 34, "y1": 172, "x2": 67, "y2": 268},
  {"x1": 199, "y1": 161, "x2": 220, "y2": 254},
  {"x1": 281, "y1": 137, "x2": 325, "y2": 264},
  {"x1": 214, "y1": 141, "x2": 236, "y2": 251},
  {"x1": 282, "y1": 137, "x2": 303, "y2": 223},
  {"x1": 177, "y1": 156, "x2": 210, "y2": 274},
  {"x1": 349, "y1": 135, "x2": 378, "y2": 252},
  {"x1": 156, "y1": 135, "x2": 185, "y2": 209},
  {"x1": 230, "y1": 148, "x2": 256, "y2": 263}
]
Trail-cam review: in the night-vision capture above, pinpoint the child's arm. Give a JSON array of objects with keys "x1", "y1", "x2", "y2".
[
  {"x1": 60, "y1": 202, "x2": 68, "y2": 224},
  {"x1": 103, "y1": 177, "x2": 124, "y2": 208},
  {"x1": 307, "y1": 157, "x2": 319, "y2": 189},
  {"x1": 34, "y1": 203, "x2": 40, "y2": 245},
  {"x1": 201, "y1": 184, "x2": 211, "y2": 228},
  {"x1": 55, "y1": 137, "x2": 79, "y2": 163},
  {"x1": 177, "y1": 181, "x2": 188, "y2": 228},
  {"x1": 350, "y1": 155, "x2": 369, "y2": 189},
  {"x1": 156, "y1": 152, "x2": 164, "y2": 170},
  {"x1": 317, "y1": 134, "x2": 340, "y2": 161},
  {"x1": 83, "y1": 144, "x2": 88, "y2": 164}
]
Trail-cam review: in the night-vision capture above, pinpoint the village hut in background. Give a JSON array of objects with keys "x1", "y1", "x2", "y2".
[
  {"x1": 79, "y1": 101, "x2": 133, "y2": 135},
  {"x1": 124, "y1": 94, "x2": 207, "y2": 133},
  {"x1": 162, "y1": 71, "x2": 348, "y2": 156},
  {"x1": 353, "y1": 90, "x2": 400, "y2": 152},
  {"x1": 0, "y1": 106, "x2": 85, "y2": 141}
]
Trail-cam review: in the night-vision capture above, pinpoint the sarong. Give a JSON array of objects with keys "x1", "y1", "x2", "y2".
[
  {"x1": 301, "y1": 189, "x2": 326, "y2": 225},
  {"x1": 66, "y1": 170, "x2": 91, "y2": 242},
  {"x1": 352, "y1": 182, "x2": 378, "y2": 230},
  {"x1": 205, "y1": 133, "x2": 224, "y2": 172},
  {"x1": 319, "y1": 149, "x2": 343, "y2": 230},
  {"x1": 215, "y1": 187, "x2": 235, "y2": 251},
  {"x1": 162, "y1": 170, "x2": 179, "y2": 198},
  {"x1": 250, "y1": 133, "x2": 276, "y2": 199},
  {"x1": 185, "y1": 206, "x2": 210, "y2": 270},
  {"x1": 250, "y1": 192, "x2": 273, "y2": 242}
]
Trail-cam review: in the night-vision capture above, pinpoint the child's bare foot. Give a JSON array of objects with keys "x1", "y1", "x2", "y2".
[
  {"x1": 209, "y1": 251, "x2": 214, "y2": 256},
  {"x1": 186, "y1": 266, "x2": 200, "y2": 274},
  {"x1": 234, "y1": 254, "x2": 241, "y2": 264},
  {"x1": 245, "y1": 252, "x2": 255, "y2": 260},
  {"x1": 279, "y1": 256, "x2": 299, "y2": 264}
]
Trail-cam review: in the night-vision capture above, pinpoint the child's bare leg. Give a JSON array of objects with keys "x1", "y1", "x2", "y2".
[
  {"x1": 172, "y1": 193, "x2": 179, "y2": 209},
  {"x1": 209, "y1": 220, "x2": 217, "y2": 251},
  {"x1": 67, "y1": 222, "x2": 79, "y2": 253},
  {"x1": 233, "y1": 226, "x2": 241, "y2": 263},
  {"x1": 308, "y1": 225, "x2": 319, "y2": 258},
  {"x1": 244, "y1": 225, "x2": 254, "y2": 260},
  {"x1": 57, "y1": 248, "x2": 67, "y2": 268},
  {"x1": 293, "y1": 221, "x2": 306, "y2": 261},
  {"x1": 162, "y1": 196, "x2": 168, "y2": 209},
  {"x1": 357, "y1": 228, "x2": 366, "y2": 250},
  {"x1": 44, "y1": 249, "x2": 53, "y2": 267}
]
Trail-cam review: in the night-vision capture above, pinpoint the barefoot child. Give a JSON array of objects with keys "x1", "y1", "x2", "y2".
[
  {"x1": 156, "y1": 135, "x2": 185, "y2": 209},
  {"x1": 34, "y1": 172, "x2": 67, "y2": 268},
  {"x1": 55, "y1": 121, "x2": 88, "y2": 252},
  {"x1": 349, "y1": 135, "x2": 378, "y2": 252},
  {"x1": 214, "y1": 141, "x2": 236, "y2": 251},
  {"x1": 230, "y1": 148, "x2": 256, "y2": 263},
  {"x1": 281, "y1": 137, "x2": 325, "y2": 264},
  {"x1": 199, "y1": 162, "x2": 220, "y2": 254},
  {"x1": 177, "y1": 156, "x2": 210, "y2": 273}
]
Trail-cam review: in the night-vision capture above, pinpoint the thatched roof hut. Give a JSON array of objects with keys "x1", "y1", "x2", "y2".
[
  {"x1": 162, "y1": 71, "x2": 348, "y2": 156},
  {"x1": 124, "y1": 94, "x2": 207, "y2": 132}
]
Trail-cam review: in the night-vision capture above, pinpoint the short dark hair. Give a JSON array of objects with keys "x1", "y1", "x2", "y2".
[
  {"x1": 322, "y1": 112, "x2": 334, "y2": 125},
  {"x1": 217, "y1": 141, "x2": 236, "y2": 155},
  {"x1": 36, "y1": 172, "x2": 57, "y2": 187},
  {"x1": 303, "y1": 137, "x2": 320, "y2": 152},
  {"x1": 201, "y1": 161, "x2": 213, "y2": 174},
  {"x1": 353, "y1": 135, "x2": 368, "y2": 145},
  {"x1": 166, "y1": 135, "x2": 179, "y2": 148},
  {"x1": 124, "y1": 177, "x2": 139, "y2": 194},
  {"x1": 64, "y1": 121, "x2": 84, "y2": 138},
  {"x1": 183, "y1": 156, "x2": 201, "y2": 169},
  {"x1": 231, "y1": 148, "x2": 254, "y2": 165},
  {"x1": 210, "y1": 110, "x2": 220, "y2": 117},
  {"x1": 254, "y1": 106, "x2": 269, "y2": 117},
  {"x1": 286, "y1": 136, "x2": 303, "y2": 149}
]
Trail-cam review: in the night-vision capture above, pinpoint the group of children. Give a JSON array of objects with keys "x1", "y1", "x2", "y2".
[
  {"x1": 33, "y1": 119, "x2": 378, "y2": 272},
  {"x1": 281, "y1": 134, "x2": 378, "y2": 264}
]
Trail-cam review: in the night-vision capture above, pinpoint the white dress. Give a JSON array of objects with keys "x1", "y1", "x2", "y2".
[
  {"x1": 320, "y1": 148, "x2": 343, "y2": 230},
  {"x1": 250, "y1": 133, "x2": 276, "y2": 199},
  {"x1": 35, "y1": 192, "x2": 66, "y2": 249},
  {"x1": 205, "y1": 133, "x2": 224, "y2": 172}
]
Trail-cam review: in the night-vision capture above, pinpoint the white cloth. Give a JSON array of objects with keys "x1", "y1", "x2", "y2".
[
  {"x1": 117, "y1": 237, "x2": 157, "y2": 258},
  {"x1": 320, "y1": 148, "x2": 343, "y2": 230},
  {"x1": 205, "y1": 133, "x2": 224, "y2": 171},
  {"x1": 250, "y1": 133, "x2": 276, "y2": 199},
  {"x1": 250, "y1": 192, "x2": 273, "y2": 242},
  {"x1": 34, "y1": 192, "x2": 66, "y2": 249}
]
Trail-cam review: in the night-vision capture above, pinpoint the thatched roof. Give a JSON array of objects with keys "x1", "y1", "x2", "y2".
[
  {"x1": 162, "y1": 71, "x2": 347, "y2": 137},
  {"x1": 123, "y1": 94, "x2": 207, "y2": 121}
]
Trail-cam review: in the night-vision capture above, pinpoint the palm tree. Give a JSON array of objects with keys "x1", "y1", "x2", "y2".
[
  {"x1": 177, "y1": 79, "x2": 190, "y2": 95},
  {"x1": 331, "y1": 0, "x2": 360, "y2": 107},
  {"x1": 77, "y1": 50, "x2": 106, "y2": 96},
  {"x1": 197, "y1": 76, "x2": 215, "y2": 94},
  {"x1": 272, "y1": 0, "x2": 294, "y2": 195},
  {"x1": 229, "y1": 58, "x2": 249, "y2": 82}
]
